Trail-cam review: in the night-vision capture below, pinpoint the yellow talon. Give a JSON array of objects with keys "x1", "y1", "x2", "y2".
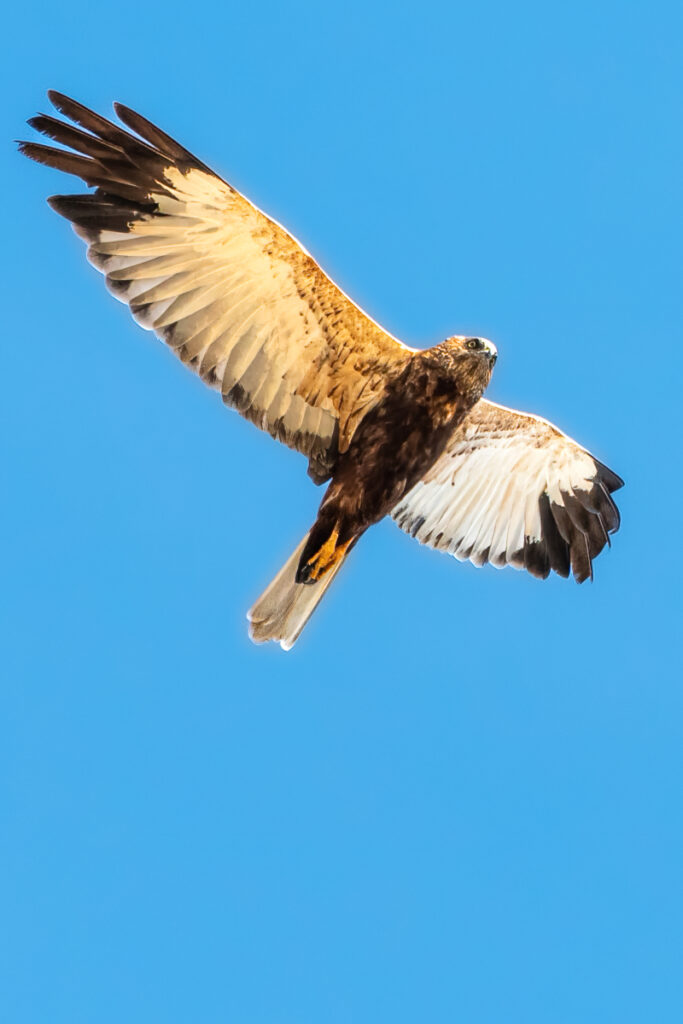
[{"x1": 304, "y1": 527, "x2": 352, "y2": 582}]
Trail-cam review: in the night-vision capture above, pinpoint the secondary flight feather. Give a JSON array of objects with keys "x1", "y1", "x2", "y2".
[{"x1": 19, "y1": 92, "x2": 623, "y2": 649}]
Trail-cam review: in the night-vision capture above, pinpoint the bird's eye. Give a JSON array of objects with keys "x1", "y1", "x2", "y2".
[{"x1": 466, "y1": 338, "x2": 483, "y2": 351}]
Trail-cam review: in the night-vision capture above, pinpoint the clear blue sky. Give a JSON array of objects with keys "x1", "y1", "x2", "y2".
[{"x1": 2, "y1": 1, "x2": 681, "y2": 1021}]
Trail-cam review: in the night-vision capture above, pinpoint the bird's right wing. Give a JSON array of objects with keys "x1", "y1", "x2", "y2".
[
  {"x1": 392, "y1": 399, "x2": 623, "y2": 582},
  {"x1": 20, "y1": 92, "x2": 414, "y2": 481}
]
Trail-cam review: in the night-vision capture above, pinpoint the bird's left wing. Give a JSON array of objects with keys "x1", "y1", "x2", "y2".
[
  {"x1": 391, "y1": 399, "x2": 623, "y2": 583},
  {"x1": 19, "y1": 92, "x2": 413, "y2": 482}
]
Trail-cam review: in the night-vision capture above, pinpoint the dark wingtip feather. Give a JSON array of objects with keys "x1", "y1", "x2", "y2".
[
  {"x1": 27, "y1": 113, "x2": 120, "y2": 163},
  {"x1": 17, "y1": 140, "x2": 99, "y2": 181},
  {"x1": 595, "y1": 459, "x2": 624, "y2": 493},
  {"x1": 113, "y1": 101, "x2": 212, "y2": 173},
  {"x1": 47, "y1": 193, "x2": 152, "y2": 233},
  {"x1": 523, "y1": 539, "x2": 551, "y2": 580},
  {"x1": 47, "y1": 194, "x2": 71, "y2": 215},
  {"x1": 571, "y1": 532, "x2": 593, "y2": 584},
  {"x1": 596, "y1": 481, "x2": 621, "y2": 533},
  {"x1": 44, "y1": 91, "x2": 169, "y2": 170},
  {"x1": 47, "y1": 89, "x2": 69, "y2": 108},
  {"x1": 538, "y1": 491, "x2": 571, "y2": 578},
  {"x1": 47, "y1": 91, "x2": 116, "y2": 135}
]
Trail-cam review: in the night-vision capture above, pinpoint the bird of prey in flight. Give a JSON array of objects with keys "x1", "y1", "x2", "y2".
[{"x1": 19, "y1": 93, "x2": 623, "y2": 649}]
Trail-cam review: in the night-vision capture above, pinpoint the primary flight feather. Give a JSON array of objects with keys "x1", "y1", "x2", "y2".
[{"x1": 19, "y1": 92, "x2": 623, "y2": 649}]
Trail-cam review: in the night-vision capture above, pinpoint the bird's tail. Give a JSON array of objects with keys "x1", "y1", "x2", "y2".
[{"x1": 247, "y1": 530, "x2": 349, "y2": 650}]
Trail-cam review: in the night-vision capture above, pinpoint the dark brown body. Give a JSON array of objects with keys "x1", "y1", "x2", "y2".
[{"x1": 297, "y1": 339, "x2": 494, "y2": 582}]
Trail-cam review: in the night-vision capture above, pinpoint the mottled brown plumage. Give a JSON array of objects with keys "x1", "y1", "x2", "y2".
[
  {"x1": 298, "y1": 339, "x2": 494, "y2": 583},
  {"x1": 19, "y1": 93, "x2": 623, "y2": 650}
]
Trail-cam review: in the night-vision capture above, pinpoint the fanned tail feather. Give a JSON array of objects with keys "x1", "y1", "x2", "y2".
[{"x1": 247, "y1": 532, "x2": 346, "y2": 650}]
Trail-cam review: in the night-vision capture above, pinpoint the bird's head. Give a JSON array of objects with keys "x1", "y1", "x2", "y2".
[
  {"x1": 450, "y1": 335, "x2": 498, "y2": 369},
  {"x1": 436, "y1": 335, "x2": 498, "y2": 400},
  {"x1": 419, "y1": 334, "x2": 498, "y2": 408}
]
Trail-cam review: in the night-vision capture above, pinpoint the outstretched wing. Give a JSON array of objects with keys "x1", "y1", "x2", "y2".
[
  {"x1": 392, "y1": 399, "x2": 623, "y2": 583},
  {"x1": 19, "y1": 92, "x2": 413, "y2": 481}
]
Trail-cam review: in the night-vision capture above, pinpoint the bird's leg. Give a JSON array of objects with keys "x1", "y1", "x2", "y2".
[
  {"x1": 296, "y1": 522, "x2": 353, "y2": 584},
  {"x1": 306, "y1": 532, "x2": 353, "y2": 582},
  {"x1": 307, "y1": 524, "x2": 339, "y2": 577}
]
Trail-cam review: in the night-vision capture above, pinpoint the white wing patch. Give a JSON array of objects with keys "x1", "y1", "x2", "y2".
[{"x1": 392, "y1": 400, "x2": 622, "y2": 582}]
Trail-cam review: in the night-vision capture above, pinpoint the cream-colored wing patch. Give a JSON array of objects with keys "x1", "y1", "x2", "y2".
[
  {"x1": 392, "y1": 400, "x2": 623, "y2": 582},
  {"x1": 20, "y1": 93, "x2": 413, "y2": 481}
]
